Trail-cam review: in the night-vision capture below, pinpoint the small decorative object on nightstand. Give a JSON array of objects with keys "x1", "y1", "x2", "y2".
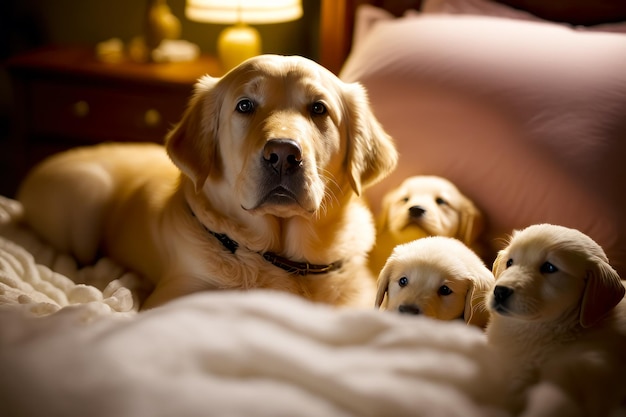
[{"x1": 144, "y1": 0, "x2": 182, "y2": 56}]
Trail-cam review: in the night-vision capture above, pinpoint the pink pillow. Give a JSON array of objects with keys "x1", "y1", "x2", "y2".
[
  {"x1": 421, "y1": 0, "x2": 626, "y2": 32},
  {"x1": 341, "y1": 15, "x2": 626, "y2": 275}
]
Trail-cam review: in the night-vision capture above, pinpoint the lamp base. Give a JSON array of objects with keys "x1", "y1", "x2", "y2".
[{"x1": 217, "y1": 23, "x2": 261, "y2": 72}]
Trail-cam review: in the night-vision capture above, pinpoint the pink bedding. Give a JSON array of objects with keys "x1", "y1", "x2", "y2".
[{"x1": 340, "y1": 12, "x2": 626, "y2": 272}]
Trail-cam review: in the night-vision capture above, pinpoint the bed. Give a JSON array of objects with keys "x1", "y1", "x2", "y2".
[{"x1": 1, "y1": 0, "x2": 626, "y2": 415}]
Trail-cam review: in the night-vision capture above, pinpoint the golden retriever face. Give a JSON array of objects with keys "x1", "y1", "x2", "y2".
[
  {"x1": 379, "y1": 176, "x2": 483, "y2": 245},
  {"x1": 489, "y1": 224, "x2": 624, "y2": 328},
  {"x1": 166, "y1": 55, "x2": 397, "y2": 220},
  {"x1": 376, "y1": 237, "x2": 494, "y2": 327}
]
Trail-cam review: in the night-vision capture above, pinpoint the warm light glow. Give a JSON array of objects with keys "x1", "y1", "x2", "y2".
[
  {"x1": 185, "y1": 0, "x2": 302, "y2": 72},
  {"x1": 218, "y1": 23, "x2": 261, "y2": 71},
  {"x1": 186, "y1": 0, "x2": 302, "y2": 24}
]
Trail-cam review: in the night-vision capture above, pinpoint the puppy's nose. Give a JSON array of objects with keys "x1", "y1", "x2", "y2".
[
  {"x1": 409, "y1": 205, "x2": 426, "y2": 218},
  {"x1": 263, "y1": 139, "x2": 302, "y2": 175},
  {"x1": 398, "y1": 304, "x2": 421, "y2": 315},
  {"x1": 493, "y1": 286, "x2": 514, "y2": 303}
]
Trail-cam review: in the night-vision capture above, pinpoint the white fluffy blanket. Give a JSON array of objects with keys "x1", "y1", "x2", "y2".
[
  {"x1": 1, "y1": 291, "x2": 511, "y2": 417},
  {"x1": 0, "y1": 197, "x2": 146, "y2": 317},
  {"x1": 0, "y1": 197, "x2": 522, "y2": 416}
]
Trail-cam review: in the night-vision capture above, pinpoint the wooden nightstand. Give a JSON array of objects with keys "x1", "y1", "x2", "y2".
[{"x1": 3, "y1": 45, "x2": 222, "y2": 197}]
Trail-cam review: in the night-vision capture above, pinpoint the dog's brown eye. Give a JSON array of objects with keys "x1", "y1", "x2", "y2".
[
  {"x1": 398, "y1": 276, "x2": 409, "y2": 287},
  {"x1": 540, "y1": 262, "x2": 558, "y2": 274},
  {"x1": 506, "y1": 259, "x2": 513, "y2": 268},
  {"x1": 401, "y1": 197, "x2": 409, "y2": 203},
  {"x1": 311, "y1": 101, "x2": 326, "y2": 115},
  {"x1": 438, "y1": 285, "x2": 452, "y2": 296},
  {"x1": 435, "y1": 197, "x2": 448, "y2": 206},
  {"x1": 236, "y1": 99, "x2": 254, "y2": 114}
]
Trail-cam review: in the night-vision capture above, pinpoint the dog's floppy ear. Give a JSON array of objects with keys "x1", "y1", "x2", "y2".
[
  {"x1": 457, "y1": 197, "x2": 485, "y2": 246},
  {"x1": 166, "y1": 75, "x2": 222, "y2": 193},
  {"x1": 491, "y1": 249, "x2": 508, "y2": 279},
  {"x1": 375, "y1": 260, "x2": 394, "y2": 309},
  {"x1": 464, "y1": 272, "x2": 493, "y2": 328},
  {"x1": 342, "y1": 82, "x2": 398, "y2": 196},
  {"x1": 580, "y1": 257, "x2": 624, "y2": 328}
]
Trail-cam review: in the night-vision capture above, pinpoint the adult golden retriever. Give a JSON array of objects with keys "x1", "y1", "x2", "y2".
[
  {"x1": 486, "y1": 224, "x2": 626, "y2": 416},
  {"x1": 18, "y1": 55, "x2": 398, "y2": 309},
  {"x1": 375, "y1": 236, "x2": 494, "y2": 328},
  {"x1": 369, "y1": 175, "x2": 484, "y2": 275}
]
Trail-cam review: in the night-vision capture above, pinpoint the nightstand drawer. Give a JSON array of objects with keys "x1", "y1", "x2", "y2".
[
  {"x1": 28, "y1": 80, "x2": 189, "y2": 143},
  {"x1": 5, "y1": 45, "x2": 222, "y2": 197}
]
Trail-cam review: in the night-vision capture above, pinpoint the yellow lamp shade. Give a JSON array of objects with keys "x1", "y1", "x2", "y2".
[
  {"x1": 186, "y1": 0, "x2": 302, "y2": 24},
  {"x1": 185, "y1": 0, "x2": 302, "y2": 70}
]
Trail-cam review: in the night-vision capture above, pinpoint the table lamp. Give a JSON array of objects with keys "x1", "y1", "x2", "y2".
[{"x1": 186, "y1": 0, "x2": 303, "y2": 71}]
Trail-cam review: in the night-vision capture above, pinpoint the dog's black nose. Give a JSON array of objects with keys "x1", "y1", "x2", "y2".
[
  {"x1": 263, "y1": 139, "x2": 302, "y2": 175},
  {"x1": 409, "y1": 205, "x2": 426, "y2": 218},
  {"x1": 493, "y1": 286, "x2": 514, "y2": 303},
  {"x1": 398, "y1": 304, "x2": 421, "y2": 315}
]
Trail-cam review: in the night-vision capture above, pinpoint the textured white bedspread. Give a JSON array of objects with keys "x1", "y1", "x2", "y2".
[{"x1": 0, "y1": 291, "x2": 510, "y2": 417}]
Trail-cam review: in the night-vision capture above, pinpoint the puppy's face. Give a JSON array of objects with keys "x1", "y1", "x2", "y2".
[
  {"x1": 376, "y1": 237, "x2": 494, "y2": 327},
  {"x1": 385, "y1": 260, "x2": 471, "y2": 320},
  {"x1": 489, "y1": 224, "x2": 624, "y2": 327},
  {"x1": 166, "y1": 55, "x2": 397, "y2": 219},
  {"x1": 490, "y1": 236, "x2": 587, "y2": 323},
  {"x1": 380, "y1": 176, "x2": 482, "y2": 244}
]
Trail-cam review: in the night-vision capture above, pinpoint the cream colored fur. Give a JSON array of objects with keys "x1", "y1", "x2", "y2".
[
  {"x1": 375, "y1": 236, "x2": 494, "y2": 328},
  {"x1": 17, "y1": 55, "x2": 398, "y2": 309},
  {"x1": 369, "y1": 175, "x2": 484, "y2": 275},
  {"x1": 486, "y1": 224, "x2": 626, "y2": 416}
]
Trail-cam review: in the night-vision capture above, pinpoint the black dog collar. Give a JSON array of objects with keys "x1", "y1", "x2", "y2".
[{"x1": 190, "y1": 206, "x2": 342, "y2": 276}]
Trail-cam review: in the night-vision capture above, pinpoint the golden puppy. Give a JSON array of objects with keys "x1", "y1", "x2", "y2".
[
  {"x1": 487, "y1": 224, "x2": 626, "y2": 416},
  {"x1": 369, "y1": 175, "x2": 484, "y2": 275},
  {"x1": 375, "y1": 236, "x2": 494, "y2": 328},
  {"x1": 17, "y1": 55, "x2": 398, "y2": 309}
]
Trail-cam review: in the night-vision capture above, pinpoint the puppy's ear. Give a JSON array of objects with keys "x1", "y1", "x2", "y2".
[
  {"x1": 580, "y1": 257, "x2": 624, "y2": 328},
  {"x1": 342, "y1": 83, "x2": 398, "y2": 196},
  {"x1": 464, "y1": 272, "x2": 493, "y2": 328},
  {"x1": 492, "y1": 249, "x2": 508, "y2": 279},
  {"x1": 375, "y1": 260, "x2": 393, "y2": 309},
  {"x1": 457, "y1": 197, "x2": 485, "y2": 246},
  {"x1": 166, "y1": 75, "x2": 222, "y2": 193}
]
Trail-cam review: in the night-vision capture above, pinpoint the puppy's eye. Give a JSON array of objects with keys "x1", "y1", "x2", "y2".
[
  {"x1": 398, "y1": 277, "x2": 409, "y2": 287},
  {"x1": 540, "y1": 262, "x2": 558, "y2": 274},
  {"x1": 438, "y1": 285, "x2": 453, "y2": 296},
  {"x1": 401, "y1": 197, "x2": 409, "y2": 203},
  {"x1": 311, "y1": 101, "x2": 327, "y2": 115},
  {"x1": 435, "y1": 197, "x2": 448, "y2": 206},
  {"x1": 236, "y1": 99, "x2": 254, "y2": 114},
  {"x1": 506, "y1": 259, "x2": 513, "y2": 268}
]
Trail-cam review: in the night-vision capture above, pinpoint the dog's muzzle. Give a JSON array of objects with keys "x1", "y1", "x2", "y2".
[
  {"x1": 409, "y1": 205, "x2": 426, "y2": 218},
  {"x1": 491, "y1": 285, "x2": 514, "y2": 313},
  {"x1": 257, "y1": 138, "x2": 306, "y2": 208},
  {"x1": 263, "y1": 139, "x2": 302, "y2": 176},
  {"x1": 398, "y1": 304, "x2": 421, "y2": 315}
]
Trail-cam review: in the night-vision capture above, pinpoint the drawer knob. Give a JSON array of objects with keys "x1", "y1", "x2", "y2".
[
  {"x1": 144, "y1": 109, "x2": 162, "y2": 127},
  {"x1": 72, "y1": 100, "x2": 90, "y2": 118}
]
